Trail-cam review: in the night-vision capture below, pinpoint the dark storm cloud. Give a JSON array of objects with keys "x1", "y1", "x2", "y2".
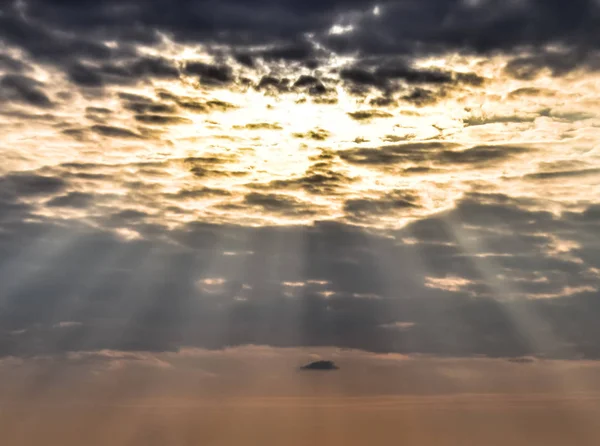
[
  {"x1": 0, "y1": 74, "x2": 53, "y2": 108},
  {"x1": 1, "y1": 0, "x2": 597, "y2": 95}
]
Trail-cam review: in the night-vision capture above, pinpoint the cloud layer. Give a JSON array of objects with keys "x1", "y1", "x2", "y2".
[{"x1": 0, "y1": 0, "x2": 599, "y2": 360}]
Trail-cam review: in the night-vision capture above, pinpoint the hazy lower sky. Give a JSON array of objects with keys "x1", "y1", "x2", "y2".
[{"x1": 1, "y1": 0, "x2": 600, "y2": 444}]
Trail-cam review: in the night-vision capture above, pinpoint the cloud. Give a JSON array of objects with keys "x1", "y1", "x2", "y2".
[
  {"x1": 292, "y1": 129, "x2": 331, "y2": 140},
  {"x1": 438, "y1": 145, "x2": 531, "y2": 165},
  {"x1": 0, "y1": 0, "x2": 598, "y2": 103},
  {"x1": 237, "y1": 122, "x2": 283, "y2": 131},
  {"x1": 90, "y1": 124, "x2": 142, "y2": 138},
  {"x1": 463, "y1": 115, "x2": 537, "y2": 127},
  {"x1": 0, "y1": 172, "x2": 67, "y2": 197},
  {"x1": 133, "y1": 114, "x2": 192, "y2": 125},
  {"x1": 183, "y1": 61, "x2": 234, "y2": 86},
  {"x1": 300, "y1": 360, "x2": 339, "y2": 371},
  {"x1": 0, "y1": 74, "x2": 53, "y2": 108},
  {"x1": 46, "y1": 192, "x2": 95, "y2": 209},
  {"x1": 242, "y1": 192, "x2": 318, "y2": 216},
  {"x1": 348, "y1": 110, "x2": 393, "y2": 121},
  {"x1": 0, "y1": 53, "x2": 30, "y2": 72},
  {"x1": 338, "y1": 142, "x2": 460, "y2": 166},
  {"x1": 343, "y1": 190, "x2": 420, "y2": 220},
  {"x1": 524, "y1": 168, "x2": 600, "y2": 181}
]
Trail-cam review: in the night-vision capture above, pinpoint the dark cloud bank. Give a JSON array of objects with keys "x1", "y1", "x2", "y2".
[
  {"x1": 0, "y1": 168, "x2": 599, "y2": 360},
  {"x1": 1, "y1": 0, "x2": 599, "y2": 98}
]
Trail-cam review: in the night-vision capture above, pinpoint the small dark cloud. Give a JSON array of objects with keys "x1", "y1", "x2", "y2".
[
  {"x1": 46, "y1": 192, "x2": 95, "y2": 209},
  {"x1": 508, "y1": 88, "x2": 555, "y2": 99},
  {"x1": 257, "y1": 41, "x2": 318, "y2": 64},
  {"x1": 67, "y1": 56, "x2": 179, "y2": 88},
  {"x1": 293, "y1": 75, "x2": 322, "y2": 88},
  {"x1": 313, "y1": 96, "x2": 338, "y2": 105},
  {"x1": 123, "y1": 101, "x2": 177, "y2": 114},
  {"x1": 183, "y1": 61, "x2": 233, "y2": 85},
  {"x1": 344, "y1": 191, "x2": 420, "y2": 219},
  {"x1": 292, "y1": 75, "x2": 329, "y2": 95},
  {"x1": 370, "y1": 96, "x2": 397, "y2": 107},
  {"x1": 133, "y1": 114, "x2": 192, "y2": 125},
  {"x1": 67, "y1": 62, "x2": 106, "y2": 87},
  {"x1": 243, "y1": 192, "x2": 317, "y2": 216},
  {"x1": 234, "y1": 53, "x2": 255, "y2": 68},
  {"x1": 157, "y1": 91, "x2": 237, "y2": 113},
  {"x1": 0, "y1": 53, "x2": 30, "y2": 72},
  {"x1": 127, "y1": 56, "x2": 179, "y2": 79},
  {"x1": 61, "y1": 128, "x2": 88, "y2": 140},
  {"x1": 292, "y1": 129, "x2": 330, "y2": 141},
  {"x1": 439, "y1": 145, "x2": 530, "y2": 165},
  {"x1": 339, "y1": 62, "x2": 484, "y2": 98},
  {"x1": 256, "y1": 75, "x2": 290, "y2": 93},
  {"x1": 170, "y1": 187, "x2": 232, "y2": 200},
  {"x1": 237, "y1": 122, "x2": 283, "y2": 131},
  {"x1": 507, "y1": 357, "x2": 537, "y2": 364},
  {"x1": 540, "y1": 109, "x2": 595, "y2": 122},
  {"x1": 524, "y1": 168, "x2": 600, "y2": 181},
  {"x1": 339, "y1": 142, "x2": 459, "y2": 166},
  {"x1": 504, "y1": 51, "x2": 596, "y2": 80},
  {"x1": 375, "y1": 62, "x2": 453, "y2": 85},
  {"x1": 454, "y1": 72, "x2": 486, "y2": 87},
  {"x1": 348, "y1": 110, "x2": 393, "y2": 121},
  {"x1": 402, "y1": 88, "x2": 441, "y2": 106},
  {"x1": 90, "y1": 124, "x2": 142, "y2": 139},
  {"x1": 300, "y1": 360, "x2": 339, "y2": 371},
  {"x1": 463, "y1": 115, "x2": 537, "y2": 127},
  {"x1": 0, "y1": 74, "x2": 53, "y2": 108},
  {"x1": 0, "y1": 173, "x2": 67, "y2": 197},
  {"x1": 181, "y1": 155, "x2": 242, "y2": 179},
  {"x1": 340, "y1": 67, "x2": 386, "y2": 91},
  {"x1": 85, "y1": 106, "x2": 112, "y2": 115},
  {"x1": 118, "y1": 92, "x2": 154, "y2": 103}
]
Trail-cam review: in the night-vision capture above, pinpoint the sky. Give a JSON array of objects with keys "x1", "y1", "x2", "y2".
[{"x1": 1, "y1": 0, "x2": 600, "y2": 444}]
